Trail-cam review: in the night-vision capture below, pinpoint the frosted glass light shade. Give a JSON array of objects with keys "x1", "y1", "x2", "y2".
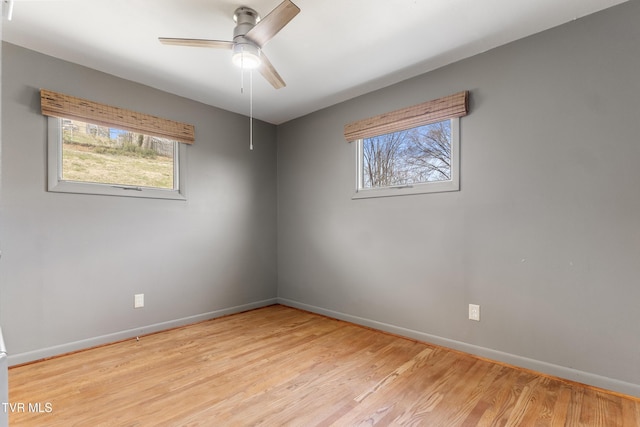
[{"x1": 232, "y1": 44, "x2": 261, "y2": 69}]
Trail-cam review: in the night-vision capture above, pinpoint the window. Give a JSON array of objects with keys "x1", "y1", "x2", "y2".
[
  {"x1": 354, "y1": 118, "x2": 459, "y2": 198},
  {"x1": 41, "y1": 89, "x2": 194, "y2": 200},
  {"x1": 345, "y1": 91, "x2": 468, "y2": 199},
  {"x1": 48, "y1": 117, "x2": 187, "y2": 199}
]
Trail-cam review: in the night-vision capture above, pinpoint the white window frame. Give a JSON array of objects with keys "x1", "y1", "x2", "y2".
[
  {"x1": 353, "y1": 117, "x2": 460, "y2": 199},
  {"x1": 47, "y1": 117, "x2": 188, "y2": 200}
]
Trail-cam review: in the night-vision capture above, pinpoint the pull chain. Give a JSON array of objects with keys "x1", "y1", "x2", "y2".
[
  {"x1": 237, "y1": 47, "x2": 254, "y2": 151},
  {"x1": 250, "y1": 69, "x2": 253, "y2": 151},
  {"x1": 240, "y1": 49, "x2": 244, "y2": 94}
]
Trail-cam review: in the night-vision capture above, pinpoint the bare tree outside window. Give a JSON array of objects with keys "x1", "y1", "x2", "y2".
[{"x1": 362, "y1": 120, "x2": 452, "y2": 188}]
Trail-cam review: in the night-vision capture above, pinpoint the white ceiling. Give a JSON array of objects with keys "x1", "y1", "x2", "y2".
[{"x1": 2, "y1": 0, "x2": 628, "y2": 124}]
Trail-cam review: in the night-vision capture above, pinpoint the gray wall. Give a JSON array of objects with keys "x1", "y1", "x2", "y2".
[
  {"x1": 277, "y1": 1, "x2": 640, "y2": 396},
  {"x1": 0, "y1": 43, "x2": 278, "y2": 363}
]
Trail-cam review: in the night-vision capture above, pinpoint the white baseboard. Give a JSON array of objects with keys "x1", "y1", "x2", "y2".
[
  {"x1": 8, "y1": 298, "x2": 278, "y2": 366},
  {"x1": 277, "y1": 297, "x2": 640, "y2": 399}
]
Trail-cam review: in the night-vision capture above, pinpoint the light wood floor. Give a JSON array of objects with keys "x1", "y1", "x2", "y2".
[{"x1": 8, "y1": 305, "x2": 640, "y2": 426}]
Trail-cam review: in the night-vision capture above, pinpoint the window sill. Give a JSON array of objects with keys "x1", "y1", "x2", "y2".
[
  {"x1": 48, "y1": 180, "x2": 187, "y2": 200},
  {"x1": 352, "y1": 180, "x2": 459, "y2": 199}
]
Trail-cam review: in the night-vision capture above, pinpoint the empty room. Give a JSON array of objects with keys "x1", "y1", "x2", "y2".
[{"x1": 1, "y1": 0, "x2": 640, "y2": 425}]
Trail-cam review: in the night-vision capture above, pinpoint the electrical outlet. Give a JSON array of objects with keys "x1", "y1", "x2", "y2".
[
  {"x1": 134, "y1": 293, "x2": 144, "y2": 308},
  {"x1": 468, "y1": 304, "x2": 480, "y2": 321}
]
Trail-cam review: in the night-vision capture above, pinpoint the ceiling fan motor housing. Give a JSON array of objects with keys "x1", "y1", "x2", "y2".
[{"x1": 233, "y1": 7, "x2": 260, "y2": 39}]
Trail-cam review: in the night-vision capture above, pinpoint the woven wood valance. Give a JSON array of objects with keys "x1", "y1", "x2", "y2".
[
  {"x1": 40, "y1": 89, "x2": 195, "y2": 144},
  {"x1": 344, "y1": 91, "x2": 469, "y2": 142}
]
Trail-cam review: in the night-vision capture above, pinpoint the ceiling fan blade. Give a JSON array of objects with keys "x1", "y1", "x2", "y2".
[
  {"x1": 258, "y1": 53, "x2": 286, "y2": 89},
  {"x1": 158, "y1": 37, "x2": 234, "y2": 49},
  {"x1": 245, "y1": 0, "x2": 300, "y2": 47}
]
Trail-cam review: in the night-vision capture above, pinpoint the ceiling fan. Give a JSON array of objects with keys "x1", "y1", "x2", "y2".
[{"x1": 159, "y1": 0, "x2": 300, "y2": 89}]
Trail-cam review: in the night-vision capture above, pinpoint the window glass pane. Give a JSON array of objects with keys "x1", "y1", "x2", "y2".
[
  {"x1": 362, "y1": 120, "x2": 451, "y2": 189},
  {"x1": 61, "y1": 118, "x2": 176, "y2": 189}
]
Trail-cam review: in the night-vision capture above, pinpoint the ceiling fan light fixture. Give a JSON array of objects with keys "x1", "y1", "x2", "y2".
[
  {"x1": 232, "y1": 43, "x2": 261, "y2": 69},
  {"x1": 159, "y1": 0, "x2": 300, "y2": 88}
]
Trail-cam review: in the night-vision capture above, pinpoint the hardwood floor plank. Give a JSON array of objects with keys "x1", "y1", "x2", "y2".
[
  {"x1": 8, "y1": 305, "x2": 640, "y2": 426},
  {"x1": 505, "y1": 377, "x2": 545, "y2": 426},
  {"x1": 621, "y1": 397, "x2": 640, "y2": 426},
  {"x1": 472, "y1": 366, "x2": 523, "y2": 426},
  {"x1": 447, "y1": 360, "x2": 508, "y2": 424},
  {"x1": 550, "y1": 386, "x2": 572, "y2": 426},
  {"x1": 355, "y1": 347, "x2": 434, "y2": 403}
]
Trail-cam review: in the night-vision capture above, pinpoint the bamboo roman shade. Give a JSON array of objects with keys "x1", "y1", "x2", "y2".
[
  {"x1": 344, "y1": 90, "x2": 469, "y2": 142},
  {"x1": 40, "y1": 89, "x2": 195, "y2": 144}
]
